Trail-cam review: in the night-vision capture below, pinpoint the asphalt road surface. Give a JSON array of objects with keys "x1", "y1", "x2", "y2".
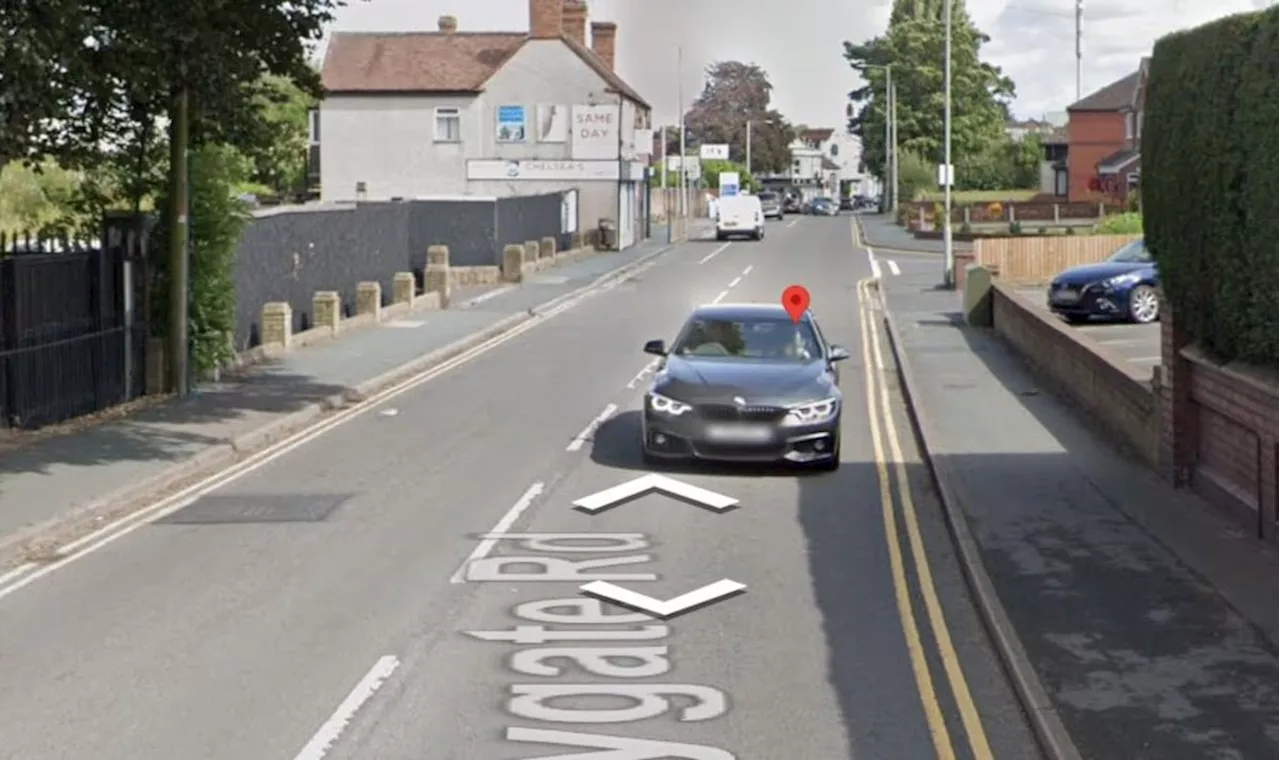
[{"x1": 0, "y1": 216, "x2": 1042, "y2": 760}]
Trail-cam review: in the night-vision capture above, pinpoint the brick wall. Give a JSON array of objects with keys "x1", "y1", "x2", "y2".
[
  {"x1": 1066, "y1": 110, "x2": 1125, "y2": 202},
  {"x1": 1157, "y1": 302, "x2": 1278, "y2": 542},
  {"x1": 990, "y1": 283, "x2": 1160, "y2": 466}
]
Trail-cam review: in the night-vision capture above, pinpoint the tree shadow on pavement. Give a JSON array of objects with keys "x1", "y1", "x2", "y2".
[
  {"x1": 878, "y1": 298, "x2": 1279, "y2": 760},
  {"x1": 0, "y1": 360, "x2": 351, "y2": 494}
]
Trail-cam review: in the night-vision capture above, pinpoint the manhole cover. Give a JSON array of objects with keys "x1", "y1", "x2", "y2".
[{"x1": 156, "y1": 493, "x2": 353, "y2": 524}]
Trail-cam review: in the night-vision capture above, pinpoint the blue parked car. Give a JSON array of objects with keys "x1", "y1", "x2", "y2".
[{"x1": 1047, "y1": 238, "x2": 1159, "y2": 324}]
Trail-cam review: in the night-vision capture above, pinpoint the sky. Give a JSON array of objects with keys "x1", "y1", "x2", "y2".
[{"x1": 321, "y1": 0, "x2": 1275, "y2": 127}]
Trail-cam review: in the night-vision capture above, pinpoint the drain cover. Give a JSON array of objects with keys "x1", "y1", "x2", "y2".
[{"x1": 156, "y1": 493, "x2": 353, "y2": 524}]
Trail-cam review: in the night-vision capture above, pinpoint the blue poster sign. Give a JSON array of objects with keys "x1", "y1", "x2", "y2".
[{"x1": 497, "y1": 105, "x2": 526, "y2": 142}]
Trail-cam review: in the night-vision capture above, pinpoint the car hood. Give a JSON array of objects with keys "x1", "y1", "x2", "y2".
[
  {"x1": 652, "y1": 356, "x2": 836, "y2": 404},
  {"x1": 1053, "y1": 261, "x2": 1154, "y2": 286}
]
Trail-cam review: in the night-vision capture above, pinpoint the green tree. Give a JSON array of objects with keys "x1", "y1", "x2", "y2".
[
  {"x1": 843, "y1": 0, "x2": 1014, "y2": 186},
  {"x1": 896, "y1": 149, "x2": 936, "y2": 202},
  {"x1": 700, "y1": 159, "x2": 756, "y2": 192},
  {"x1": 685, "y1": 61, "x2": 794, "y2": 173},
  {"x1": 235, "y1": 74, "x2": 319, "y2": 199}
]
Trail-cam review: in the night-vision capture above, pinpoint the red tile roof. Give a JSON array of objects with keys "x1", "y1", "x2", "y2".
[{"x1": 321, "y1": 30, "x2": 649, "y2": 108}]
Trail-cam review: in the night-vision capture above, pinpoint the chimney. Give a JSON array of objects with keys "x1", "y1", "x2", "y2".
[
  {"x1": 438, "y1": 15, "x2": 457, "y2": 34},
  {"x1": 590, "y1": 21, "x2": 616, "y2": 71},
  {"x1": 529, "y1": 0, "x2": 561, "y2": 39},
  {"x1": 562, "y1": 1, "x2": 587, "y2": 46}
]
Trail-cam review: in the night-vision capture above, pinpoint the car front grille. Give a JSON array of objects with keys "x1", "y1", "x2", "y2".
[{"x1": 697, "y1": 404, "x2": 787, "y2": 422}]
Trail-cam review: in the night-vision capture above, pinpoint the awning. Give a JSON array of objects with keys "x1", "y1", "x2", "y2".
[{"x1": 1097, "y1": 149, "x2": 1140, "y2": 175}]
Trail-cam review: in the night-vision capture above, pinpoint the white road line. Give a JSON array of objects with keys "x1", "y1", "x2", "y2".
[
  {"x1": 291, "y1": 655, "x2": 400, "y2": 760},
  {"x1": 0, "y1": 270, "x2": 621, "y2": 600},
  {"x1": 566, "y1": 403, "x2": 617, "y2": 452},
  {"x1": 1130, "y1": 356, "x2": 1162, "y2": 363},
  {"x1": 870, "y1": 259, "x2": 882, "y2": 279},
  {"x1": 728, "y1": 276, "x2": 741, "y2": 288},
  {"x1": 786, "y1": 220, "x2": 797, "y2": 228},
  {"x1": 712, "y1": 290, "x2": 730, "y2": 303},
  {"x1": 742, "y1": 265, "x2": 753, "y2": 276},
  {"x1": 1096, "y1": 337, "x2": 1151, "y2": 345},
  {"x1": 625, "y1": 358, "x2": 659, "y2": 389},
  {"x1": 460, "y1": 285, "x2": 517, "y2": 307},
  {"x1": 887, "y1": 260, "x2": 901, "y2": 275},
  {"x1": 698, "y1": 243, "x2": 731, "y2": 264},
  {"x1": 449, "y1": 481, "x2": 546, "y2": 584}
]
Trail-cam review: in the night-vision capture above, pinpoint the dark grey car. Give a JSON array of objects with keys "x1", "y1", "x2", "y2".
[
  {"x1": 757, "y1": 191, "x2": 784, "y2": 220},
  {"x1": 640, "y1": 303, "x2": 850, "y2": 471}
]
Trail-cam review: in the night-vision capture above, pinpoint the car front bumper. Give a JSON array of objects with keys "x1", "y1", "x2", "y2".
[
  {"x1": 1047, "y1": 282, "x2": 1126, "y2": 318},
  {"x1": 642, "y1": 410, "x2": 839, "y2": 464}
]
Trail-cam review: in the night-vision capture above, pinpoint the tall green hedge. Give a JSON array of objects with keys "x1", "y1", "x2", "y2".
[{"x1": 1143, "y1": 7, "x2": 1278, "y2": 366}]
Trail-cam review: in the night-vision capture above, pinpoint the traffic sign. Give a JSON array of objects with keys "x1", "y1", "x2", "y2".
[{"x1": 699, "y1": 144, "x2": 729, "y2": 160}]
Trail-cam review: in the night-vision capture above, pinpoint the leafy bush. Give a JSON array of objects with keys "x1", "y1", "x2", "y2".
[
  {"x1": 1144, "y1": 7, "x2": 1278, "y2": 365},
  {"x1": 896, "y1": 150, "x2": 936, "y2": 202},
  {"x1": 1095, "y1": 212, "x2": 1144, "y2": 234},
  {"x1": 151, "y1": 144, "x2": 251, "y2": 376}
]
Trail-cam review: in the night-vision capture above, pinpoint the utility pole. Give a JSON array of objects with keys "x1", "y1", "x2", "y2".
[
  {"x1": 677, "y1": 46, "x2": 687, "y2": 228},
  {"x1": 1075, "y1": 0, "x2": 1084, "y2": 101},
  {"x1": 660, "y1": 125, "x2": 670, "y2": 243},
  {"x1": 883, "y1": 65, "x2": 892, "y2": 211},
  {"x1": 890, "y1": 83, "x2": 899, "y2": 214},
  {"x1": 745, "y1": 121, "x2": 752, "y2": 177},
  {"x1": 168, "y1": 86, "x2": 190, "y2": 397},
  {"x1": 942, "y1": 0, "x2": 955, "y2": 287}
]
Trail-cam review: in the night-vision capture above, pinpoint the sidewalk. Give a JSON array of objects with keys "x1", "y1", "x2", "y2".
[
  {"x1": 0, "y1": 227, "x2": 700, "y2": 564},
  {"x1": 858, "y1": 212, "x2": 972, "y2": 253},
  {"x1": 880, "y1": 273, "x2": 1278, "y2": 760}
]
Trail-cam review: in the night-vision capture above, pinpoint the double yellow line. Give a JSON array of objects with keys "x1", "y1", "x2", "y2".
[{"x1": 854, "y1": 254, "x2": 994, "y2": 758}]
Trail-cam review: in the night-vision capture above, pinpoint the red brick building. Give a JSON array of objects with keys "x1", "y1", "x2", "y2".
[{"x1": 1066, "y1": 58, "x2": 1148, "y2": 202}]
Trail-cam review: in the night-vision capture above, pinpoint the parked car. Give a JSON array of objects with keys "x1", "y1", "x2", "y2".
[
  {"x1": 808, "y1": 197, "x2": 839, "y2": 216},
  {"x1": 757, "y1": 191, "x2": 784, "y2": 220},
  {"x1": 783, "y1": 194, "x2": 803, "y2": 214},
  {"x1": 1047, "y1": 238, "x2": 1159, "y2": 324},
  {"x1": 839, "y1": 197, "x2": 855, "y2": 211}
]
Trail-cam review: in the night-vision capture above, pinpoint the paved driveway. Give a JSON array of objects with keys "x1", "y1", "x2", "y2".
[{"x1": 1017, "y1": 287, "x2": 1161, "y2": 372}]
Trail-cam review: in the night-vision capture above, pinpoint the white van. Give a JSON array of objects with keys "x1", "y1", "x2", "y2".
[{"x1": 715, "y1": 195, "x2": 765, "y2": 241}]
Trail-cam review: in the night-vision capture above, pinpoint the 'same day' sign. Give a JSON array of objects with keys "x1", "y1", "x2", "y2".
[{"x1": 571, "y1": 105, "x2": 619, "y2": 160}]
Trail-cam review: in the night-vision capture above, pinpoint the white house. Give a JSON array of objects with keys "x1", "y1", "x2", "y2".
[{"x1": 317, "y1": 0, "x2": 653, "y2": 248}]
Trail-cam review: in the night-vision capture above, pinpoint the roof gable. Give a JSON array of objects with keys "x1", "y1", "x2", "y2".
[
  {"x1": 1068, "y1": 69, "x2": 1141, "y2": 112},
  {"x1": 321, "y1": 30, "x2": 649, "y2": 109},
  {"x1": 322, "y1": 31, "x2": 526, "y2": 92}
]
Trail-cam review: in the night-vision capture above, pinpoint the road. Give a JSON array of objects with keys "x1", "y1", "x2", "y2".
[{"x1": 0, "y1": 216, "x2": 1042, "y2": 760}]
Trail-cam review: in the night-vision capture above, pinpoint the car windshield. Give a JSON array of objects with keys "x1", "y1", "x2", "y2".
[
  {"x1": 672, "y1": 317, "x2": 822, "y2": 362},
  {"x1": 758, "y1": 192, "x2": 778, "y2": 201},
  {"x1": 814, "y1": 198, "x2": 832, "y2": 204},
  {"x1": 1108, "y1": 239, "x2": 1152, "y2": 264}
]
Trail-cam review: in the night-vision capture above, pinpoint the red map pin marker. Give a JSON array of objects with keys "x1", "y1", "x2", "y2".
[{"x1": 782, "y1": 285, "x2": 810, "y2": 322}]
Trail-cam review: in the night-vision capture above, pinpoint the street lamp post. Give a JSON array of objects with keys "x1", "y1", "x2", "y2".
[
  {"x1": 864, "y1": 63, "x2": 896, "y2": 213},
  {"x1": 943, "y1": 0, "x2": 955, "y2": 287}
]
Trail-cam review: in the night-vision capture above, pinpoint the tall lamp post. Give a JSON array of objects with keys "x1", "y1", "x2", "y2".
[
  {"x1": 864, "y1": 63, "x2": 896, "y2": 213},
  {"x1": 746, "y1": 119, "x2": 773, "y2": 182},
  {"x1": 942, "y1": 0, "x2": 955, "y2": 287}
]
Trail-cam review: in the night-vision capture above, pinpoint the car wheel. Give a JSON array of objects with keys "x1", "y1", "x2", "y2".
[{"x1": 1128, "y1": 285, "x2": 1160, "y2": 323}]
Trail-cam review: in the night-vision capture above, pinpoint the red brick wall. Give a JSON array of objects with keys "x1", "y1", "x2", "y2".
[
  {"x1": 1157, "y1": 301, "x2": 1279, "y2": 542},
  {"x1": 1066, "y1": 111, "x2": 1126, "y2": 202}
]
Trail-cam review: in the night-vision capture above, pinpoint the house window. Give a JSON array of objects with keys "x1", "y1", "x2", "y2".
[
  {"x1": 434, "y1": 107, "x2": 461, "y2": 142},
  {"x1": 308, "y1": 109, "x2": 320, "y2": 144},
  {"x1": 830, "y1": 144, "x2": 839, "y2": 157},
  {"x1": 1124, "y1": 111, "x2": 1134, "y2": 140}
]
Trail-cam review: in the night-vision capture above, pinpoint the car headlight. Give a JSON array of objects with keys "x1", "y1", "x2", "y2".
[
  {"x1": 648, "y1": 393, "x2": 692, "y2": 416},
  {"x1": 782, "y1": 398, "x2": 839, "y2": 426},
  {"x1": 1103, "y1": 272, "x2": 1141, "y2": 288}
]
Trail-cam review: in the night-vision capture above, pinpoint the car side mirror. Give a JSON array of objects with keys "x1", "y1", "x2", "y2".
[
  {"x1": 828, "y1": 345, "x2": 851, "y2": 362},
  {"x1": 643, "y1": 339, "x2": 667, "y2": 356}
]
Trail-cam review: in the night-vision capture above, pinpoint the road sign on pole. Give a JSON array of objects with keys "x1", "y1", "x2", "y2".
[{"x1": 699, "y1": 144, "x2": 729, "y2": 160}]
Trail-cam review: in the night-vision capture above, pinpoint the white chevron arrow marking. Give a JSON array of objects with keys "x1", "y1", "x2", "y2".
[
  {"x1": 572, "y1": 474, "x2": 739, "y2": 513},
  {"x1": 580, "y1": 579, "x2": 746, "y2": 619}
]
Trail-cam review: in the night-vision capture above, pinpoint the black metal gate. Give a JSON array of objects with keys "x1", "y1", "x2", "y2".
[{"x1": 0, "y1": 220, "x2": 148, "y2": 431}]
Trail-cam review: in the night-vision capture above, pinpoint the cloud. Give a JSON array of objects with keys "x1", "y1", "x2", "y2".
[{"x1": 323, "y1": 0, "x2": 1272, "y2": 127}]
